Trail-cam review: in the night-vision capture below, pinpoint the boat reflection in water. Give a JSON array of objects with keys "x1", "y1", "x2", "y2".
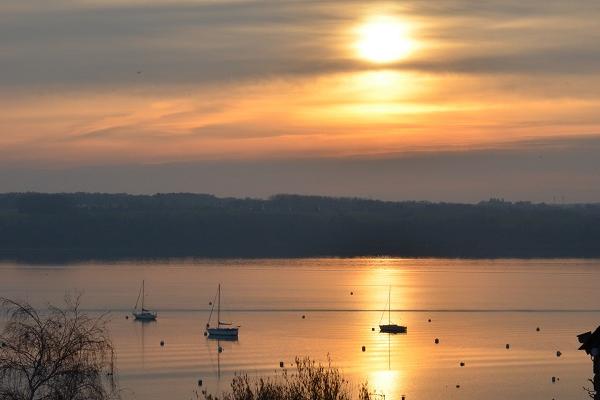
[{"x1": 206, "y1": 334, "x2": 239, "y2": 381}]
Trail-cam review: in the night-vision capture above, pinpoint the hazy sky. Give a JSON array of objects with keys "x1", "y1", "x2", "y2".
[{"x1": 2, "y1": 0, "x2": 600, "y2": 201}]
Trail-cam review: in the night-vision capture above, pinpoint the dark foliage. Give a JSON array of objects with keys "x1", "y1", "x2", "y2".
[{"x1": 0, "y1": 193, "x2": 600, "y2": 261}]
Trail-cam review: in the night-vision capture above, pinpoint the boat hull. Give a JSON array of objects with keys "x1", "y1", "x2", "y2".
[
  {"x1": 379, "y1": 324, "x2": 407, "y2": 334},
  {"x1": 207, "y1": 327, "x2": 239, "y2": 338},
  {"x1": 133, "y1": 311, "x2": 157, "y2": 321}
]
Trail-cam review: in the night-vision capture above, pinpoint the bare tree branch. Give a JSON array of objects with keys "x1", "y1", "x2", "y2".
[{"x1": 0, "y1": 297, "x2": 119, "y2": 400}]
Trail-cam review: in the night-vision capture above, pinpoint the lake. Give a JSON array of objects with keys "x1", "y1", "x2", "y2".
[{"x1": 2, "y1": 258, "x2": 600, "y2": 400}]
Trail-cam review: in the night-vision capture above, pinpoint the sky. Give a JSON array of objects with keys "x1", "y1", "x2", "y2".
[{"x1": 2, "y1": 0, "x2": 600, "y2": 202}]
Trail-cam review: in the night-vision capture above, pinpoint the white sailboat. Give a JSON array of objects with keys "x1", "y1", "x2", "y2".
[
  {"x1": 379, "y1": 286, "x2": 407, "y2": 334},
  {"x1": 205, "y1": 284, "x2": 239, "y2": 339},
  {"x1": 132, "y1": 280, "x2": 157, "y2": 321}
]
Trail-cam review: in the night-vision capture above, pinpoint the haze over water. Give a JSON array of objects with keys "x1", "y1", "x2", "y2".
[{"x1": 2, "y1": 258, "x2": 599, "y2": 400}]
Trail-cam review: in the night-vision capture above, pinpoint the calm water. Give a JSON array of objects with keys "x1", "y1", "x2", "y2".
[{"x1": 2, "y1": 258, "x2": 600, "y2": 400}]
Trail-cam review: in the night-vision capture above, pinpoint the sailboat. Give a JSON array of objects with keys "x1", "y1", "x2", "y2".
[
  {"x1": 132, "y1": 280, "x2": 157, "y2": 321},
  {"x1": 205, "y1": 284, "x2": 239, "y2": 339},
  {"x1": 379, "y1": 286, "x2": 407, "y2": 334}
]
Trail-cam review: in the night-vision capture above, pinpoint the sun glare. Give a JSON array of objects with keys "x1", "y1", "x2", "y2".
[
  {"x1": 356, "y1": 17, "x2": 414, "y2": 64},
  {"x1": 369, "y1": 370, "x2": 404, "y2": 398}
]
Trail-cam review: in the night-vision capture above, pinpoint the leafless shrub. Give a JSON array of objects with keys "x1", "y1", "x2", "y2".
[
  {"x1": 584, "y1": 378, "x2": 597, "y2": 399},
  {"x1": 201, "y1": 356, "x2": 374, "y2": 400},
  {"x1": 0, "y1": 295, "x2": 119, "y2": 400}
]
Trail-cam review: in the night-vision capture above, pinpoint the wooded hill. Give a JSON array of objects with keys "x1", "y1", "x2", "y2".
[{"x1": 1, "y1": 193, "x2": 599, "y2": 261}]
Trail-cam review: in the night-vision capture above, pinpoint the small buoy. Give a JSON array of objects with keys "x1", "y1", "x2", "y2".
[
  {"x1": 206, "y1": 323, "x2": 210, "y2": 328},
  {"x1": 456, "y1": 384, "x2": 460, "y2": 389},
  {"x1": 209, "y1": 302, "x2": 212, "y2": 306},
  {"x1": 160, "y1": 340, "x2": 164, "y2": 347},
  {"x1": 280, "y1": 361, "x2": 284, "y2": 368},
  {"x1": 204, "y1": 331, "x2": 207, "y2": 336},
  {"x1": 371, "y1": 327, "x2": 375, "y2": 331},
  {"x1": 198, "y1": 379, "x2": 203, "y2": 387},
  {"x1": 434, "y1": 338, "x2": 439, "y2": 344},
  {"x1": 302, "y1": 315, "x2": 305, "y2": 319},
  {"x1": 125, "y1": 315, "x2": 129, "y2": 320},
  {"x1": 218, "y1": 346, "x2": 223, "y2": 353},
  {"x1": 460, "y1": 362, "x2": 465, "y2": 367},
  {"x1": 506, "y1": 344, "x2": 510, "y2": 349},
  {"x1": 350, "y1": 292, "x2": 354, "y2": 295},
  {"x1": 428, "y1": 319, "x2": 431, "y2": 323},
  {"x1": 551, "y1": 376, "x2": 556, "y2": 383},
  {"x1": 536, "y1": 327, "x2": 540, "y2": 332},
  {"x1": 401, "y1": 396, "x2": 405, "y2": 400},
  {"x1": 362, "y1": 346, "x2": 366, "y2": 352},
  {"x1": 556, "y1": 351, "x2": 562, "y2": 357}
]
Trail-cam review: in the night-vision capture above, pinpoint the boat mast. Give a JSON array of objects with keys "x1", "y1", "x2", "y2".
[
  {"x1": 217, "y1": 284, "x2": 221, "y2": 328},
  {"x1": 388, "y1": 285, "x2": 391, "y2": 325},
  {"x1": 142, "y1": 280, "x2": 145, "y2": 311}
]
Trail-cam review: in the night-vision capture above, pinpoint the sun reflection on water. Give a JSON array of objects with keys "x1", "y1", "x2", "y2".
[
  {"x1": 369, "y1": 369, "x2": 404, "y2": 399},
  {"x1": 349, "y1": 262, "x2": 413, "y2": 398}
]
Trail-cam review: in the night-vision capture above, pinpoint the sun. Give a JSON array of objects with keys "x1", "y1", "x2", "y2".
[{"x1": 356, "y1": 17, "x2": 414, "y2": 64}]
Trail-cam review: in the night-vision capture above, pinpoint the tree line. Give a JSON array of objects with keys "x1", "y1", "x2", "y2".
[{"x1": 0, "y1": 193, "x2": 599, "y2": 261}]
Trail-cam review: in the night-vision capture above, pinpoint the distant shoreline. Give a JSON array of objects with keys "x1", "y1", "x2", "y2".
[
  {"x1": 2, "y1": 192, "x2": 600, "y2": 262},
  {"x1": 3, "y1": 253, "x2": 600, "y2": 266}
]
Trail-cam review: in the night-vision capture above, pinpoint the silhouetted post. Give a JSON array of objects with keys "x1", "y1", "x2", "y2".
[
  {"x1": 596, "y1": 355, "x2": 600, "y2": 400},
  {"x1": 578, "y1": 326, "x2": 600, "y2": 399}
]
